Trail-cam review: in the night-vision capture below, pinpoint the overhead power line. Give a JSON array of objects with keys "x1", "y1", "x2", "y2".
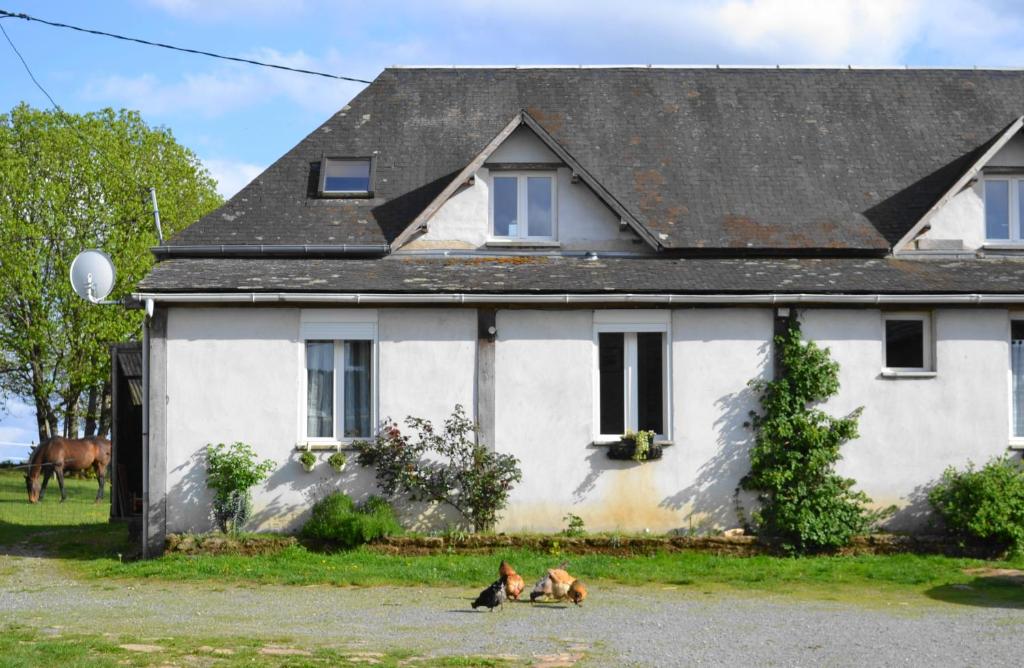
[{"x1": 0, "y1": 9, "x2": 372, "y2": 84}]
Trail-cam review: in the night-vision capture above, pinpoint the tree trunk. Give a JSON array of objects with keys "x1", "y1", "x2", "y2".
[
  {"x1": 84, "y1": 385, "x2": 99, "y2": 437},
  {"x1": 63, "y1": 394, "x2": 79, "y2": 439},
  {"x1": 97, "y1": 380, "x2": 112, "y2": 439}
]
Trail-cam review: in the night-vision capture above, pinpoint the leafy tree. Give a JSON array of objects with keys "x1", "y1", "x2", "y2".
[
  {"x1": 353, "y1": 405, "x2": 523, "y2": 532},
  {"x1": 0, "y1": 104, "x2": 221, "y2": 442},
  {"x1": 741, "y1": 316, "x2": 887, "y2": 553}
]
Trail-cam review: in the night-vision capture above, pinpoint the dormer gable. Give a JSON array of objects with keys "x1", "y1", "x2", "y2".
[
  {"x1": 393, "y1": 111, "x2": 657, "y2": 254},
  {"x1": 898, "y1": 117, "x2": 1024, "y2": 254}
]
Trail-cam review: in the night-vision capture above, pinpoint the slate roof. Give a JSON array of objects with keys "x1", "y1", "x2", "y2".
[
  {"x1": 139, "y1": 256, "x2": 1024, "y2": 295},
  {"x1": 166, "y1": 67, "x2": 1024, "y2": 254}
]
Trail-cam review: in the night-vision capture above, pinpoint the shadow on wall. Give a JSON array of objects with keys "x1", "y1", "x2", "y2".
[
  {"x1": 167, "y1": 450, "x2": 213, "y2": 533},
  {"x1": 885, "y1": 482, "x2": 937, "y2": 533},
  {"x1": 660, "y1": 383, "x2": 760, "y2": 532},
  {"x1": 246, "y1": 452, "x2": 462, "y2": 533},
  {"x1": 571, "y1": 446, "x2": 639, "y2": 502}
]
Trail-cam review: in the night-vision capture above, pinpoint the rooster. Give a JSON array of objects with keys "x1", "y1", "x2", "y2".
[
  {"x1": 472, "y1": 575, "x2": 508, "y2": 611},
  {"x1": 499, "y1": 560, "x2": 525, "y2": 600}
]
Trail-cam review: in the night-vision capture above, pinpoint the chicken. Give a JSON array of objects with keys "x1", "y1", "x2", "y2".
[
  {"x1": 547, "y1": 567, "x2": 575, "y2": 601},
  {"x1": 499, "y1": 560, "x2": 525, "y2": 600},
  {"x1": 529, "y1": 572, "x2": 552, "y2": 602},
  {"x1": 531, "y1": 561, "x2": 586, "y2": 604},
  {"x1": 567, "y1": 579, "x2": 587, "y2": 606},
  {"x1": 472, "y1": 576, "x2": 507, "y2": 611}
]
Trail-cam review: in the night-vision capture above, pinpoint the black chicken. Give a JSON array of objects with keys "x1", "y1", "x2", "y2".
[{"x1": 472, "y1": 576, "x2": 508, "y2": 611}]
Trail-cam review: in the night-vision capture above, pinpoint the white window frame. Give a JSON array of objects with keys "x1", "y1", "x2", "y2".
[
  {"x1": 881, "y1": 312, "x2": 934, "y2": 375},
  {"x1": 983, "y1": 176, "x2": 1024, "y2": 243},
  {"x1": 298, "y1": 310, "x2": 379, "y2": 447},
  {"x1": 592, "y1": 310, "x2": 671, "y2": 443},
  {"x1": 488, "y1": 171, "x2": 557, "y2": 240},
  {"x1": 1009, "y1": 317, "x2": 1024, "y2": 448},
  {"x1": 319, "y1": 156, "x2": 374, "y2": 197}
]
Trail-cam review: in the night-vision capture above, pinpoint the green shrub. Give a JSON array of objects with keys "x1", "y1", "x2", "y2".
[
  {"x1": 205, "y1": 442, "x2": 275, "y2": 534},
  {"x1": 353, "y1": 404, "x2": 523, "y2": 532},
  {"x1": 928, "y1": 456, "x2": 1024, "y2": 554},
  {"x1": 301, "y1": 492, "x2": 403, "y2": 548},
  {"x1": 741, "y1": 316, "x2": 888, "y2": 554}
]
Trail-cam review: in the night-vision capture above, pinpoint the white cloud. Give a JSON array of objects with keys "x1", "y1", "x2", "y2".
[
  {"x1": 145, "y1": 0, "x2": 307, "y2": 21},
  {"x1": 83, "y1": 47, "x2": 367, "y2": 119},
  {"x1": 203, "y1": 158, "x2": 266, "y2": 198}
]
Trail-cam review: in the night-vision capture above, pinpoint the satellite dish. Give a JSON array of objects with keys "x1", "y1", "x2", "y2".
[{"x1": 69, "y1": 249, "x2": 116, "y2": 303}]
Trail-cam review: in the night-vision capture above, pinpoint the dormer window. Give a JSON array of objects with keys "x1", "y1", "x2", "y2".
[
  {"x1": 490, "y1": 172, "x2": 555, "y2": 239},
  {"x1": 984, "y1": 176, "x2": 1024, "y2": 242},
  {"x1": 320, "y1": 157, "x2": 372, "y2": 197}
]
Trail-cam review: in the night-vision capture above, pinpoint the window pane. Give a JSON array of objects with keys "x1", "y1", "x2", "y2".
[
  {"x1": 1013, "y1": 322, "x2": 1024, "y2": 437},
  {"x1": 493, "y1": 177, "x2": 518, "y2": 237},
  {"x1": 1019, "y1": 181, "x2": 1024, "y2": 240},
  {"x1": 637, "y1": 332, "x2": 664, "y2": 435},
  {"x1": 986, "y1": 180, "x2": 1010, "y2": 239},
  {"x1": 885, "y1": 320, "x2": 924, "y2": 369},
  {"x1": 306, "y1": 341, "x2": 334, "y2": 438},
  {"x1": 324, "y1": 159, "x2": 370, "y2": 192},
  {"x1": 598, "y1": 333, "x2": 625, "y2": 434},
  {"x1": 343, "y1": 340, "x2": 372, "y2": 438},
  {"x1": 527, "y1": 176, "x2": 553, "y2": 237}
]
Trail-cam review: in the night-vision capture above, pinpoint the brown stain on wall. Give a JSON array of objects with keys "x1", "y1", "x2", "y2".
[{"x1": 499, "y1": 459, "x2": 690, "y2": 533}]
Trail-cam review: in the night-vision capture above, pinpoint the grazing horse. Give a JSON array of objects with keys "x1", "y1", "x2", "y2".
[{"x1": 25, "y1": 437, "x2": 111, "y2": 503}]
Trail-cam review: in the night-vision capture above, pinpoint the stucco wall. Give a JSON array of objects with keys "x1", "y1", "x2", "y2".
[
  {"x1": 161, "y1": 305, "x2": 1018, "y2": 537},
  {"x1": 163, "y1": 307, "x2": 475, "y2": 534}
]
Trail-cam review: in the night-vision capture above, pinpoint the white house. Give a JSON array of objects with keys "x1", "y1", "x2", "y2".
[{"x1": 135, "y1": 67, "x2": 1024, "y2": 556}]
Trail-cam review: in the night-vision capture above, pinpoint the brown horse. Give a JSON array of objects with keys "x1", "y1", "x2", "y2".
[{"x1": 25, "y1": 437, "x2": 111, "y2": 503}]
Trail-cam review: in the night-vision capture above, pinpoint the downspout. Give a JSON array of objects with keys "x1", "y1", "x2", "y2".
[{"x1": 141, "y1": 302, "x2": 151, "y2": 558}]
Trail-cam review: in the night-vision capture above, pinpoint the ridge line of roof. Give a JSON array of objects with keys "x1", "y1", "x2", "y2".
[{"x1": 385, "y1": 65, "x2": 1024, "y2": 72}]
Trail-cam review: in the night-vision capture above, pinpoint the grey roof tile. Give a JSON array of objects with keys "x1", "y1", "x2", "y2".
[
  {"x1": 139, "y1": 256, "x2": 1024, "y2": 295},
  {"x1": 167, "y1": 68, "x2": 1024, "y2": 253}
]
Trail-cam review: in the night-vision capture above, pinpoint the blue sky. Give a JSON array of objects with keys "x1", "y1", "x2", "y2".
[{"x1": 1, "y1": 0, "x2": 1023, "y2": 459}]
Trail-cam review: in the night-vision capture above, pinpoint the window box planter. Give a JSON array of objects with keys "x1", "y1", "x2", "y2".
[{"x1": 606, "y1": 439, "x2": 663, "y2": 461}]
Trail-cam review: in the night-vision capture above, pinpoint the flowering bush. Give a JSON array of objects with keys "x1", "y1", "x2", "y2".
[{"x1": 353, "y1": 405, "x2": 523, "y2": 532}]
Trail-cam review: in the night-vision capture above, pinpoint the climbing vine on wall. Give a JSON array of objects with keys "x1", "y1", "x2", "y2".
[{"x1": 741, "y1": 315, "x2": 890, "y2": 553}]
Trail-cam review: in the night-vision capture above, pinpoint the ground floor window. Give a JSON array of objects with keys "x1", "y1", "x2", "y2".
[
  {"x1": 597, "y1": 329, "x2": 666, "y2": 438},
  {"x1": 1012, "y1": 321, "x2": 1024, "y2": 438},
  {"x1": 883, "y1": 312, "x2": 932, "y2": 372},
  {"x1": 304, "y1": 338, "x2": 373, "y2": 442}
]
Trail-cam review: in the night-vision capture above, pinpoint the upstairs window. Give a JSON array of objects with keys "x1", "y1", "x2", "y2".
[
  {"x1": 320, "y1": 157, "x2": 372, "y2": 197},
  {"x1": 491, "y1": 173, "x2": 555, "y2": 239},
  {"x1": 883, "y1": 312, "x2": 932, "y2": 372},
  {"x1": 984, "y1": 177, "x2": 1024, "y2": 242}
]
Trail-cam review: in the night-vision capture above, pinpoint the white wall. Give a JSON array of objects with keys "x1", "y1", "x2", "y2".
[
  {"x1": 162, "y1": 305, "x2": 1018, "y2": 536},
  {"x1": 163, "y1": 307, "x2": 475, "y2": 534},
  {"x1": 406, "y1": 128, "x2": 645, "y2": 252},
  {"x1": 802, "y1": 308, "x2": 1013, "y2": 529}
]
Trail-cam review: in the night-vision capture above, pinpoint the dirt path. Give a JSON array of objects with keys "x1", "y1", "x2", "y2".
[{"x1": 1, "y1": 554, "x2": 1022, "y2": 666}]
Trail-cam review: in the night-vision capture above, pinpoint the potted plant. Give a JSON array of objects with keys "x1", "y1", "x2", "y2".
[
  {"x1": 327, "y1": 451, "x2": 348, "y2": 473},
  {"x1": 607, "y1": 429, "x2": 661, "y2": 462},
  {"x1": 298, "y1": 450, "x2": 317, "y2": 472}
]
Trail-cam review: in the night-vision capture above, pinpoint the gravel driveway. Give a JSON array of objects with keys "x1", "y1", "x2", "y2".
[{"x1": 1, "y1": 554, "x2": 1021, "y2": 666}]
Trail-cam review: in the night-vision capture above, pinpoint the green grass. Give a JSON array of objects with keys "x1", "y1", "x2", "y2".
[
  {"x1": 72, "y1": 543, "x2": 1024, "y2": 606},
  {"x1": 2, "y1": 469, "x2": 1022, "y2": 608},
  {"x1": 0, "y1": 624, "x2": 522, "y2": 667},
  {"x1": 0, "y1": 469, "x2": 129, "y2": 555}
]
